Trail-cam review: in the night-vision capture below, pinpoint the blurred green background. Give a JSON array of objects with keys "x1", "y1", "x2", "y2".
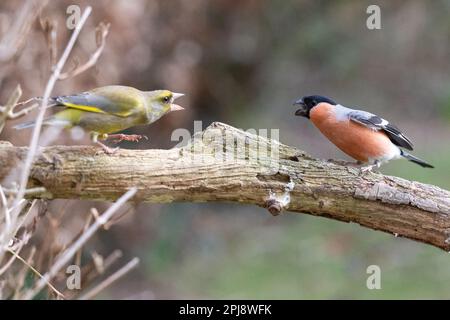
[{"x1": 1, "y1": 0, "x2": 450, "y2": 299}]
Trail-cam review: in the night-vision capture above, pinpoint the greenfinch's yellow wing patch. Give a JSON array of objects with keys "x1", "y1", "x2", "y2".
[{"x1": 61, "y1": 102, "x2": 108, "y2": 114}]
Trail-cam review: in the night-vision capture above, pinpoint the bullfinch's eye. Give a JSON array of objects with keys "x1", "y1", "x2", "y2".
[{"x1": 163, "y1": 96, "x2": 170, "y2": 103}]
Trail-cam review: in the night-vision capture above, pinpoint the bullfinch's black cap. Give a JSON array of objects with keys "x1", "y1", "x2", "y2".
[{"x1": 294, "y1": 95, "x2": 336, "y2": 118}]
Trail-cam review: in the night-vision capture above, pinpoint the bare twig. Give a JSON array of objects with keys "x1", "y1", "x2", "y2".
[
  {"x1": 8, "y1": 103, "x2": 39, "y2": 119},
  {"x1": 0, "y1": 84, "x2": 22, "y2": 133},
  {"x1": 0, "y1": 0, "x2": 45, "y2": 62},
  {"x1": 0, "y1": 86, "x2": 39, "y2": 137},
  {"x1": 7, "y1": 248, "x2": 64, "y2": 299},
  {"x1": 0, "y1": 185, "x2": 11, "y2": 228},
  {"x1": 2, "y1": 187, "x2": 47, "y2": 196},
  {"x1": 77, "y1": 249, "x2": 123, "y2": 292},
  {"x1": 12, "y1": 6, "x2": 92, "y2": 213},
  {"x1": 79, "y1": 257, "x2": 139, "y2": 300},
  {"x1": 64, "y1": 249, "x2": 123, "y2": 299},
  {"x1": 12, "y1": 199, "x2": 38, "y2": 240},
  {"x1": 13, "y1": 246, "x2": 36, "y2": 299},
  {"x1": 0, "y1": 242, "x2": 24, "y2": 276},
  {"x1": 59, "y1": 22, "x2": 110, "y2": 80},
  {"x1": 0, "y1": 5, "x2": 93, "y2": 284},
  {"x1": 104, "y1": 205, "x2": 134, "y2": 230},
  {"x1": 74, "y1": 213, "x2": 93, "y2": 267},
  {"x1": 22, "y1": 188, "x2": 137, "y2": 300},
  {"x1": 9, "y1": 97, "x2": 36, "y2": 109},
  {"x1": 39, "y1": 17, "x2": 57, "y2": 67}
]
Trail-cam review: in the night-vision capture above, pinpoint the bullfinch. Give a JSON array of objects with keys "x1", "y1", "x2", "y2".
[
  {"x1": 14, "y1": 85, "x2": 185, "y2": 153},
  {"x1": 293, "y1": 95, "x2": 433, "y2": 171}
]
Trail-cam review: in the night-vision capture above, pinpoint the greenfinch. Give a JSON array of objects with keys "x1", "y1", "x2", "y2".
[{"x1": 14, "y1": 85, "x2": 185, "y2": 153}]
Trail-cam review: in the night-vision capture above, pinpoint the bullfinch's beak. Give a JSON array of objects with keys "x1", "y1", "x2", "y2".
[
  {"x1": 170, "y1": 93, "x2": 185, "y2": 111},
  {"x1": 293, "y1": 98, "x2": 307, "y2": 117}
]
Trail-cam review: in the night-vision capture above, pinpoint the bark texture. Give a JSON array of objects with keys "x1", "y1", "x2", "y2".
[{"x1": 1, "y1": 122, "x2": 449, "y2": 250}]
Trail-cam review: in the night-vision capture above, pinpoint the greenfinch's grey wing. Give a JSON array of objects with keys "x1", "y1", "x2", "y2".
[{"x1": 54, "y1": 85, "x2": 145, "y2": 118}]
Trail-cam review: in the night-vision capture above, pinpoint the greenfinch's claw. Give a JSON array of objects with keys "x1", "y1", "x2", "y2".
[
  {"x1": 104, "y1": 146, "x2": 119, "y2": 154},
  {"x1": 108, "y1": 134, "x2": 145, "y2": 144}
]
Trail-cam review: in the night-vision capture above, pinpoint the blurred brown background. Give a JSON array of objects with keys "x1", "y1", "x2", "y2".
[{"x1": 1, "y1": 0, "x2": 450, "y2": 299}]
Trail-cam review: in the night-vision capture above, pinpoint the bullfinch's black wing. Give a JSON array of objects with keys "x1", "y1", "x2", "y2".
[{"x1": 348, "y1": 110, "x2": 414, "y2": 150}]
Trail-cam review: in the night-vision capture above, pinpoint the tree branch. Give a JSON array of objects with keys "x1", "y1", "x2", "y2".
[{"x1": 1, "y1": 122, "x2": 449, "y2": 250}]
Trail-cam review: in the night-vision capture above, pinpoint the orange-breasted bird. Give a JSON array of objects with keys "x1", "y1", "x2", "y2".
[{"x1": 293, "y1": 95, "x2": 433, "y2": 171}]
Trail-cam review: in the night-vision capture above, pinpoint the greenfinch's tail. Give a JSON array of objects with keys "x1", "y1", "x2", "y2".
[
  {"x1": 13, "y1": 117, "x2": 69, "y2": 130},
  {"x1": 13, "y1": 120, "x2": 37, "y2": 130}
]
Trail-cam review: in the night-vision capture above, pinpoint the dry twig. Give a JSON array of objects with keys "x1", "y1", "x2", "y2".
[
  {"x1": 59, "y1": 22, "x2": 110, "y2": 80},
  {"x1": 79, "y1": 257, "x2": 139, "y2": 300},
  {"x1": 22, "y1": 188, "x2": 137, "y2": 300}
]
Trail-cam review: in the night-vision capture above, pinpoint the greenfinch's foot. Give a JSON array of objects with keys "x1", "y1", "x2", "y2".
[
  {"x1": 96, "y1": 141, "x2": 119, "y2": 154},
  {"x1": 108, "y1": 134, "x2": 147, "y2": 144}
]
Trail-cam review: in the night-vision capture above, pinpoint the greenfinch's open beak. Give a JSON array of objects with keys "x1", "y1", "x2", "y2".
[
  {"x1": 170, "y1": 104, "x2": 184, "y2": 111},
  {"x1": 170, "y1": 93, "x2": 185, "y2": 111},
  {"x1": 172, "y1": 92, "x2": 185, "y2": 100}
]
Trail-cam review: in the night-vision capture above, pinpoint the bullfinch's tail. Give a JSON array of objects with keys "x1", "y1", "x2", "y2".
[{"x1": 400, "y1": 150, "x2": 434, "y2": 168}]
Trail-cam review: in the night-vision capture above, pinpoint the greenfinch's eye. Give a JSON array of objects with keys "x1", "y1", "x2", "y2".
[{"x1": 163, "y1": 96, "x2": 170, "y2": 103}]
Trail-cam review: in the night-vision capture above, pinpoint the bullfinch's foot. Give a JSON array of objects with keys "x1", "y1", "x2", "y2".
[
  {"x1": 96, "y1": 141, "x2": 119, "y2": 155},
  {"x1": 360, "y1": 165, "x2": 375, "y2": 173},
  {"x1": 108, "y1": 134, "x2": 148, "y2": 144},
  {"x1": 359, "y1": 161, "x2": 380, "y2": 175}
]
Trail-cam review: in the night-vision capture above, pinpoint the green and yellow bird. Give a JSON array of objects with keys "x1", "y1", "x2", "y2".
[{"x1": 14, "y1": 85, "x2": 185, "y2": 153}]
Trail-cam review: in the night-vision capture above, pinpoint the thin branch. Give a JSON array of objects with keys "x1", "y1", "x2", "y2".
[
  {"x1": 0, "y1": 242, "x2": 24, "y2": 276},
  {"x1": 0, "y1": 0, "x2": 45, "y2": 62},
  {"x1": 74, "y1": 213, "x2": 93, "y2": 267},
  {"x1": 7, "y1": 248, "x2": 64, "y2": 299},
  {"x1": 12, "y1": 6, "x2": 92, "y2": 213},
  {"x1": 22, "y1": 188, "x2": 137, "y2": 300},
  {"x1": 0, "y1": 84, "x2": 22, "y2": 133},
  {"x1": 0, "y1": 7, "x2": 93, "y2": 271},
  {"x1": 63, "y1": 249, "x2": 123, "y2": 299},
  {"x1": 73, "y1": 249, "x2": 123, "y2": 298},
  {"x1": 13, "y1": 246, "x2": 35, "y2": 299},
  {"x1": 8, "y1": 96, "x2": 36, "y2": 109},
  {"x1": 2, "y1": 187, "x2": 47, "y2": 196},
  {"x1": 58, "y1": 22, "x2": 110, "y2": 80},
  {"x1": 8, "y1": 103, "x2": 39, "y2": 119},
  {"x1": 39, "y1": 17, "x2": 57, "y2": 67},
  {"x1": 79, "y1": 257, "x2": 139, "y2": 300},
  {"x1": 0, "y1": 185, "x2": 11, "y2": 227},
  {"x1": 13, "y1": 199, "x2": 38, "y2": 239}
]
